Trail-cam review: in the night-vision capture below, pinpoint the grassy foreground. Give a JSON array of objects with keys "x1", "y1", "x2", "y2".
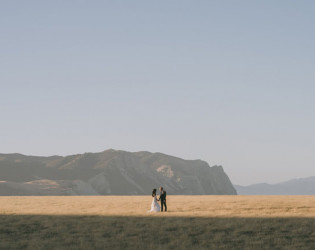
[{"x1": 1, "y1": 196, "x2": 315, "y2": 249}]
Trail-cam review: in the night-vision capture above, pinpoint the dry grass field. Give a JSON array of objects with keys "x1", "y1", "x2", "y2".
[{"x1": 1, "y1": 196, "x2": 315, "y2": 249}]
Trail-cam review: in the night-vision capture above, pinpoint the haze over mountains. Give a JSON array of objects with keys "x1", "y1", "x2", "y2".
[
  {"x1": 0, "y1": 149, "x2": 236, "y2": 196},
  {"x1": 234, "y1": 176, "x2": 315, "y2": 195}
]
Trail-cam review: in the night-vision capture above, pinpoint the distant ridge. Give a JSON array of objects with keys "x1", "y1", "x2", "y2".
[
  {"x1": 0, "y1": 149, "x2": 236, "y2": 195},
  {"x1": 234, "y1": 176, "x2": 315, "y2": 195}
]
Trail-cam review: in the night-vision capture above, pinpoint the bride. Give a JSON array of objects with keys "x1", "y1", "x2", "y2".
[{"x1": 149, "y1": 189, "x2": 160, "y2": 212}]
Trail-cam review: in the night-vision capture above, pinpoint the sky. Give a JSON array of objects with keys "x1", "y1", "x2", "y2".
[{"x1": 1, "y1": 1, "x2": 314, "y2": 185}]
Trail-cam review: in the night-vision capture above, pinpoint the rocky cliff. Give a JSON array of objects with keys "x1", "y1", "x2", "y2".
[{"x1": 0, "y1": 150, "x2": 236, "y2": 195}]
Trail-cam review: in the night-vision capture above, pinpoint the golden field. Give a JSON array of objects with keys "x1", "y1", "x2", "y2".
[{"x1": 1, "y1": 196, "x2": 315, "y2": 249}]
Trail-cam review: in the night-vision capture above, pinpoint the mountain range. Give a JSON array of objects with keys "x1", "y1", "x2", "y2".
[
  {"x1": 234, "y1": 176, "x2": 315, "y2": 195},
  {"x1": 0, "y1": 149, "x2": 236, "y2": 195}
]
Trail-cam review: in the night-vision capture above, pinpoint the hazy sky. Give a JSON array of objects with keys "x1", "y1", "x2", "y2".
[{"x1": 1, "y1": 1, "x2": 314, "y2": 185}]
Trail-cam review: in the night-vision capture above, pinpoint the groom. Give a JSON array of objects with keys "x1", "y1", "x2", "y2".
[{"x1": 158, "y1": 186, "x2": 167, "y2": 212}]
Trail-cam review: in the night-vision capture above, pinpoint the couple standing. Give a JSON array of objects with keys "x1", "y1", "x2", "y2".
[{"x1": 149, "y1": 187, "x2": 167, "y2": 212}]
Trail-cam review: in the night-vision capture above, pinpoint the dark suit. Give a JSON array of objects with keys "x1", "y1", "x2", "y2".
[{"x1": 159, "y1": 190, "x2": 167, "y2": 212}]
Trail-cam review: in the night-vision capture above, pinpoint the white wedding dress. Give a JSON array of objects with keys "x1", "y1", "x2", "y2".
[{"x1": 149, "y1": 196, "x2": 160, "y2": 212}]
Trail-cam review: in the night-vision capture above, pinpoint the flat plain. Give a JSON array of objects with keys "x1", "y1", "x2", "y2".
[{"x1": 1, "y1": 196, "x2": 315, "y2": 249}]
